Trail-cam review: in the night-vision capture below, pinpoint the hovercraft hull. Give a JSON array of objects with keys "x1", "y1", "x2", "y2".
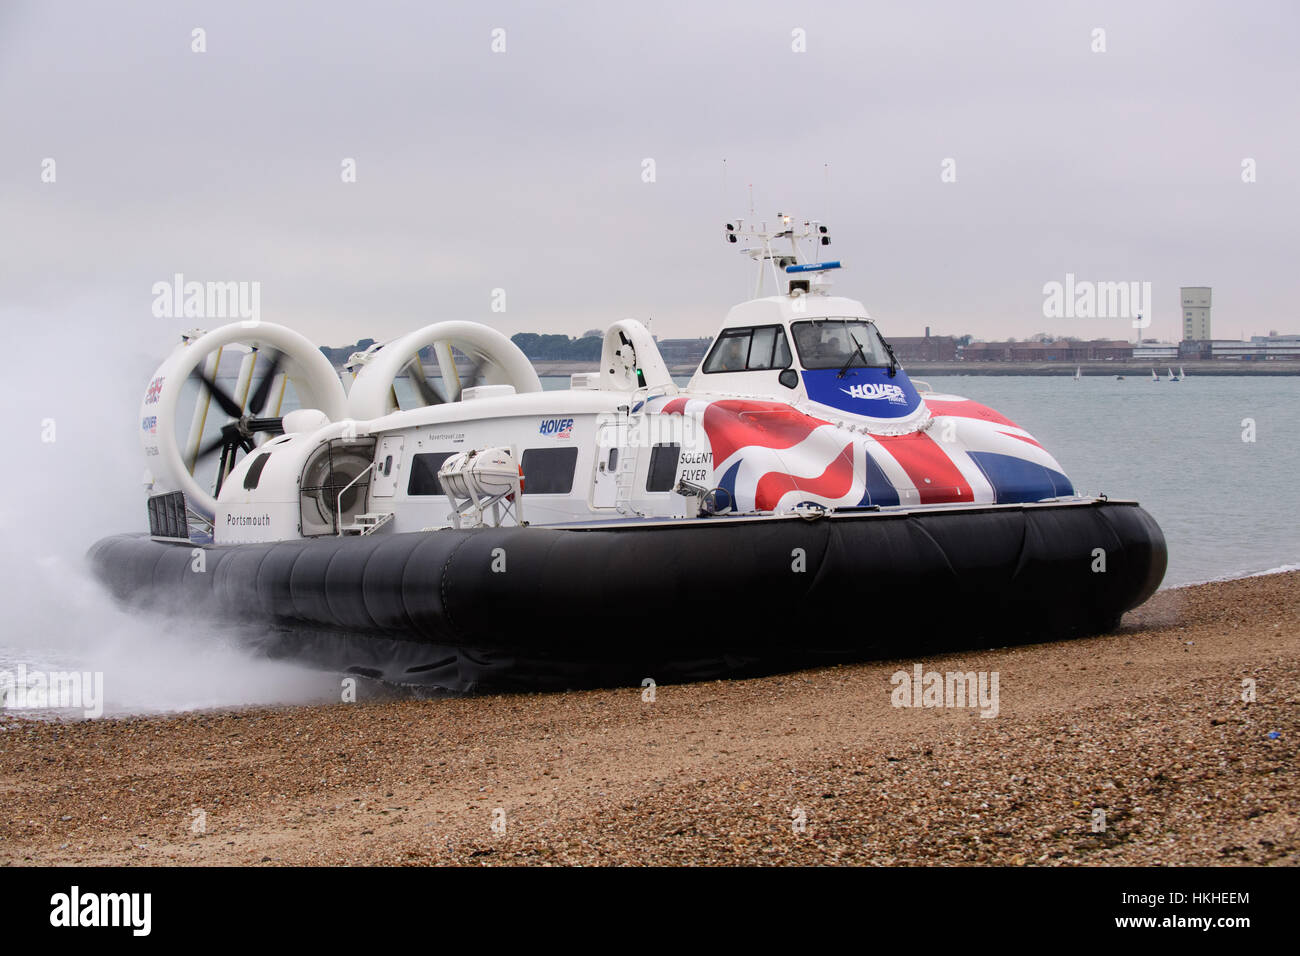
[{"x1": 87, "y1": 498, "x2": 1166, "y2": 693}]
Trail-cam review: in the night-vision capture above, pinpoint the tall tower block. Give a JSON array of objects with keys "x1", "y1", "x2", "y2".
[{"x1": 1180, "y1": 287, "x2": 1212, "y2": 341}]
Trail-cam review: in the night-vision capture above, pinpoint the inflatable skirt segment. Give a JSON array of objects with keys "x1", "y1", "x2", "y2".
[{"x1": 87, "y1": 500, "x2": 1166, "y2": 693}]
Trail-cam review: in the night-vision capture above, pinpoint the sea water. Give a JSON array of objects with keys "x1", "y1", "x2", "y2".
[{"x1": 917, "y1": 374, "x2": 1299, "y2": 588}]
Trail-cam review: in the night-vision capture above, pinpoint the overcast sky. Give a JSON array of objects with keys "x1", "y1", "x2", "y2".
[{"x1": 3, "y1": 0, "x2": 1297, "y2": 351}]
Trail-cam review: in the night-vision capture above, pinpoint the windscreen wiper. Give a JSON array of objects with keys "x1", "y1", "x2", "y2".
[
  {"x1": 838, "y1": 334, "x2": 868, "y2": 378},
  {"x1": 877, "y1": 331, "x2": 899, "y2": 377}
]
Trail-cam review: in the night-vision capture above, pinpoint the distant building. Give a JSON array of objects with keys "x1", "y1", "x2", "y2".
[
  {"x1": 1180, "y1": 337, "x2": 1300, "y2": 361},
  {"x1": 1180, "y1": 287, "x2": 1212, "y2": 341},
  {"x1": 1133, "y1": 343, "x2": 1179, "y2": 361},
  {"x1": 888, "y1": 327, "x2": 959, "y2": 362},
  {"x1": 961, "y1": 339, "x2": 1133, "y2": 362}
]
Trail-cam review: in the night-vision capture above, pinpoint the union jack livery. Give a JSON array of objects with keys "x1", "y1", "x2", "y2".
[{"x1": 645, "y1": 393, "x2": 1073, "y2": 513}]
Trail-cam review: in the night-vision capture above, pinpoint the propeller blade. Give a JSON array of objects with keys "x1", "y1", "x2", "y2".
[
  {"x1": 444, "y1": 354, "x2": 485, "y2": 394},
  {"x1": 247, "y1": 350, "x2": 284, "y2": 415},
  {"x1": 404, "y1": 357, "x2": 445, "y2": 406},
  {"x1": 195, "y1": 429, "x2": 232, "y2": 462},
  {"x1": 462, "y1": 358, "x2": 486, "y2": 388},
  {"x1": 194, "y1": 369, "x2": 245, "y2": 419}
]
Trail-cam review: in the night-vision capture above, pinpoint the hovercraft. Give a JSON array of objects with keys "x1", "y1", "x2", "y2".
[{"x1": 89, "y1": 216, "x2": 1166, "y2": 692}]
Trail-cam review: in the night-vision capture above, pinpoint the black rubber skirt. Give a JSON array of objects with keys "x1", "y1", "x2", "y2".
[{"x1": 86, "y1": 499, "x2": 1166, "y2": 693}]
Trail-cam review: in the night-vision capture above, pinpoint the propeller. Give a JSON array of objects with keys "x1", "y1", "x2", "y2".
[
  {"x1": 401, "y1": 349, "x2": 486, "y2": 409},
  {"x1": 191, "y1": 349, "x2": 287, "y2": 497},
  {"x1": 403, "y1": 357, "x2": 445, "y2": 406}
]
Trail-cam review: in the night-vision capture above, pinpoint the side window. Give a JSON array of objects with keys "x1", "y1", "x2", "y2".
[
  {"x1": 407, "y1": 452, "x2": 455, "y2": 495},
  {"x1": 645, "y1": 443, "x2": 680, "y2": 492},
  {"x1": 702, "y1": 325, "x2": 793, "y2": 373},
  {"x1": 703, "y1": 329, "x2": 752, "y2": 372},
  {"x1": 774, "y1": 332, "x2": 792, "y2": 368},
  {"x1": 520, "y1": 447, "x2": 579, "y2": 494},
  {"x1": 749, "y1": 327, "x2": 776, "y2": 368}
]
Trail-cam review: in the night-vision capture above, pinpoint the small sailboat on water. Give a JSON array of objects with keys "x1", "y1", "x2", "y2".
[
  {"x1": 1074, "y1": 366, "x2": 1081, "y2": 381},
  {"x1": 1168, "y1": 366, "x2": 1181, "y2": 382},
  {"x1": 1151, "y1": 368, "x2": 1159, "y2": 382}
]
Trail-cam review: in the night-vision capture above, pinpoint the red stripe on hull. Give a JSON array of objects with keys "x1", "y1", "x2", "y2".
[
  {"x1": 701, "y1": 400, "x2": 829, "y2": 466},
  {"x1": 925, "y1": 399, "x2": 1023, "y2": 431},
  {"x1": 873, "y1": 432, "x2": 973, "y2": 503}
]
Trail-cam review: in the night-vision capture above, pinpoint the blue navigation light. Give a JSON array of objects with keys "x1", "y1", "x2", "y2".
[{"x1": 785, "y1": 261, "x2": 841, "y2": 274}]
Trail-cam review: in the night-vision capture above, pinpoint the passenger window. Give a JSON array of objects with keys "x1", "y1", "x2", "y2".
[
  {"x1": 646, "y1": 444, "x2": 680, "y2": 492},
  {"x1": 520, "y1": 447, "x2": 579, "y2": 494},
  {"x1": 407, "y1": 452, "x2": 455, "y2": 495}
]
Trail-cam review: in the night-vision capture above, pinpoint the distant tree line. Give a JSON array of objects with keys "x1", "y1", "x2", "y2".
[
  {"x1": 510, "y1": 332, "x2": 603, "y2": 361},
  {"x1": 319, "y1": 338, "x2": 376, "y2": 366}
]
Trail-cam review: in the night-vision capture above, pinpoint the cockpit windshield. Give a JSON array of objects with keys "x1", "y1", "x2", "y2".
[{"x1": 791, "y1": 319, "x2": 891, "y2": 370}]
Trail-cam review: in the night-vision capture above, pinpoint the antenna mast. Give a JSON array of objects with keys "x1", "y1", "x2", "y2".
[{"x1": 722, "y1": 214, "x2": 839, "y2": 298}]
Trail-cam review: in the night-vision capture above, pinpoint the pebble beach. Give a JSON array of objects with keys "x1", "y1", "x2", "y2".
[{"x1": 2, "y1": 572, "x2": 1296, "y2": 866}]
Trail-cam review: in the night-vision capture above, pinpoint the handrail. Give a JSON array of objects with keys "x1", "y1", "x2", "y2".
[{"x1": 336, "y1": 462, "x2": 377, "y2": 536}]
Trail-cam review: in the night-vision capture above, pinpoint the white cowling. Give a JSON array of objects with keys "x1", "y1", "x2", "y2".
[
  {"x1": 346, "y1": 321, "x2": 542, "y2": 420},
  {"x1": 139, "y1": 322, "x2": 348, "y2": 521},
  {"x1": 599, "y1": 320, "x2": 674, "y2": 391}
]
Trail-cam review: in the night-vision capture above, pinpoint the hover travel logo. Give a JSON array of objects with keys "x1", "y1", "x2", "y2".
[{"x1": 842, "y1": 382, "x2": 908, "y2": 404}]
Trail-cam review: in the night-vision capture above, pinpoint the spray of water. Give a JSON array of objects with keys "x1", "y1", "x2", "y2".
[{"x1": 0, "y1": 307, "x2": 338, "y2": 718}]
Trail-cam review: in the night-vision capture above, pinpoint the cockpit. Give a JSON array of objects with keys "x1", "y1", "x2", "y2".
[
  {"x1": 701, "y1": 317, "x2": 892, "y2": 374},
  {"x1": 791, "y1": 318, "x2": 891, "y2": 370}
]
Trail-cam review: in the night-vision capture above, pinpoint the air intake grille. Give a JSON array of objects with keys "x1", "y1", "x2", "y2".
[{"x1": 147, "y1": 491, "x2": 189, "y2": 539}]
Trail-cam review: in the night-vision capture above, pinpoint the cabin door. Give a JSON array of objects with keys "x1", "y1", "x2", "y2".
[
  {"x1": 592, "y1": 416, "x2": 631, "y2": 509},
  {"x1": 372, "y1": 436, "x2": 405, "y2": 498}
]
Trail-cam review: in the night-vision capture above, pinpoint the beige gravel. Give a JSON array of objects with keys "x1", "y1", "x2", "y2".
[{"x1": 2, "y1": 571, "x2": 1297, "y2": 866}]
